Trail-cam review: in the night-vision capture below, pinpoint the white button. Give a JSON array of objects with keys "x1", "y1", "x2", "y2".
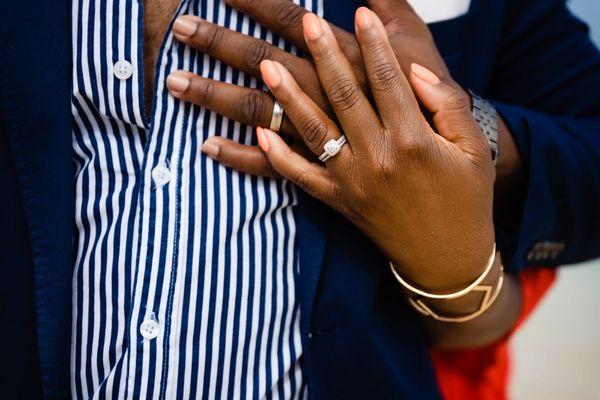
[
  {"x1": 140, "y1": 318, "x2": 160, "y2": 340},
  {"x1": 113, "y1": 60, "x2": 133, "y2": 80},
  {"x1": 152, "y1": 165, "x2": 171, "y2": 186}
]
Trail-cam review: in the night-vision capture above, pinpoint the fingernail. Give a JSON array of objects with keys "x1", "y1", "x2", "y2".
[
  {"x1": 260, "y1": 60, "x2": 282, "y2": 89},
  {"x1": 201, "y1": 139, "x2": 220, "y2": 158},
  {"x1": 411, "y1": 63, "x2": 441, "y2": 85},
  {"x1": 303, "y1": 13, "x2": 323, "y2": 41},
  {"x1": 166, "y1": 71, "x2": 190, "y2": 94},
  {"x1": 355, "y1": 7, "x2": 373, "y2": 30},
  {"x1": 256, "y1": 127, "x2": 270, "y2": 152},
  {"x1": 173, "y1": 16, "x2": 198, "y2": 38}
]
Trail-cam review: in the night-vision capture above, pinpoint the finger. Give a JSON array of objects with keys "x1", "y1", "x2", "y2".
[
  {"x1": 302, "y1": 13, "x2": 380, "y2": 148},
  {"x1": 172, "y1": 15, "x2": 322, "y2": 98},
  {"x1": 224, "y1": 0, "x2": 356, "y2": 56},
  {"x1": 366, "y1": 0, "x2": 426, "y2": 34},
  {"x1": 201, "y1": 136, "x2": 281, "y2": 177},
  {"x1": 409, "y1": 63, "x2": 489, "y2": 162},
  {"x1": 260, "y1": 59, "x2": 352, "y2": 167},
  {"x1": 257, "y1": 127, "x2": 338, "y2": 206},
  {"x1": 166, "y1": 70, "x2": 296, "y2": 136},
  {"x1": 354, "y1": 7, "x2": 420, "y2": 129}
]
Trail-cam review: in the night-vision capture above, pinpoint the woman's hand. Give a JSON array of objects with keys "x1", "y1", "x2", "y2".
[{"x1": 254, "y1": 8, "x2": 496, "y2": 292}]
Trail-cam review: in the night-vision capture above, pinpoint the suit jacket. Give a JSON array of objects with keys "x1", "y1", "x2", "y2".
[{"x1": 1, "y1": 0, "x2": 599, "y2": 398}]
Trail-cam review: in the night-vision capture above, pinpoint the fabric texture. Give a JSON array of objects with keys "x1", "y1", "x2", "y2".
[{"x1": 69, "y1": 0, "x2": 321, "y2": 398}]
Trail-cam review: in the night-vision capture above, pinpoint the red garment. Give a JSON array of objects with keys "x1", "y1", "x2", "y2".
[{"x1": 430, "y1": 268, "x2": 557, "y2": 400}]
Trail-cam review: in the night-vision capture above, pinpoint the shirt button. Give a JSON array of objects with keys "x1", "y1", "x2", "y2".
[
  {"x1": 152, "y1": 165, "x2": 171, "y2": 186},
  {"x1": 140, "y1": 318, "x2": 160, "y2": 340},
  {"x1": 113, "y1": 60, "x2": 133, "y2": 80}
]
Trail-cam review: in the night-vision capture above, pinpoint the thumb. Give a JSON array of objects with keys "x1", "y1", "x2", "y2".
[
  {"x1": 409, "y1": 63, "x2": 489, "y2": 161},
  {"x1": 366, "y1": 0, "x2": 423, "y2": 33}
]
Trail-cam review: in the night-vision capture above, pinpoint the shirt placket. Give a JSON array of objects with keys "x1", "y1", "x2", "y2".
[{"x1": 124, "y1": 0, "x2": 190, "y2": 397}]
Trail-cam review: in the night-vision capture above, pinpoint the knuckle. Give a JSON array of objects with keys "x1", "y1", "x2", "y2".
[
  {"x1": 240, "y1": 91, "x2": 268, "y2": 124},
  {"x1": 272, "y1": 2, "x2": 305, "y2": 33},
  {"x1": 204, "y1": 24, "x2": 225, "y2": 53},
  {"x1": 242, "y1": 41, "x2": 272, "y2": 72},
  {"x1": 370, "y1": 61, "x2": 401, "y2": 91},
  {"x1": 302, "y1": 117, "x2": 330, "y2": 149},
  {"x1": 329, "y1": 78, "x2": 361, "y2": 112},
  {"x1": 397, "y1": 134, "x2": 426, "y2": 160},
  {"x1": 312, "y1": 45, "x2": 337, "y2": 65},
  {"x1": 194, "y1": 79, "x2": 216, "y2": 105}
]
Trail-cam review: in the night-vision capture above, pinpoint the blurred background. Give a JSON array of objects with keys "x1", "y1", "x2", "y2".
[{"x1": 509, "y1": 4, "x2": 600, "y2": 398}]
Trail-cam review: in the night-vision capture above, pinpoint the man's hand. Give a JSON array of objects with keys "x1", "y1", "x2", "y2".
[{"x1": 165, "y1": 0, "x2": 461, "y2": 176}]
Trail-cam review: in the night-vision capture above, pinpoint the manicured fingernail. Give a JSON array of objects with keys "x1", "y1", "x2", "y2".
[
  {"x1": 166, "y1": 71, "x2": 190, "y2": 94},
  {"x1": 256, "y1": 127, "x2": 270, "y2": 152},
  {"x1": 411, "y1": 63, "x2": 441, "y2": 85},
  {"x1": 355, "y1": 7, "x2": 373, "y2": 30},
  {"x1": 303, "y1": 13, "x2": 323, "y2": 41},
  {"x1": 201, "y1": 139, "x2": 220, "y2": 158},
  {"x1": 173, "y1": 16, "x2": 198, "y2": 38},
  {"x1": 260, "y1": 60, "x2": 281, "y2": 89}
]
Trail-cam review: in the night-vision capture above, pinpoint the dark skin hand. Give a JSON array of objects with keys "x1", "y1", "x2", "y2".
[
  {"x1": 256, "y1": 8, "x2": 520, "y2": 348},
  {"x1": 165, "y1": 1, "x2": 523, "y2": 348}
]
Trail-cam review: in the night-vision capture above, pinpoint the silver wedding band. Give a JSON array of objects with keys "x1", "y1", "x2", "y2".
[
  {"x1": 319, "y1": 135, "x2": 348, "y2": 162},
  {"x1": 269, "y1": 100, "x2": 284, "y2": 132}
]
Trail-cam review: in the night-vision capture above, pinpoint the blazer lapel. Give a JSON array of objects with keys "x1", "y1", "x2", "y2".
[{"x1": 0, "y1": 0, "x2": 72, "y2": 397}]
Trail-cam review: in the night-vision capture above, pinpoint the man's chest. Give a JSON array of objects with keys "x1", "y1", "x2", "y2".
[{"x1": 142, "y1": 0, "x2": 181, "y2": 116}]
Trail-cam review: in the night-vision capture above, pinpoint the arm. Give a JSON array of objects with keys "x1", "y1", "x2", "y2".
[{"x1": 489, "y1": 0, "x2": 600, "y2": 271}]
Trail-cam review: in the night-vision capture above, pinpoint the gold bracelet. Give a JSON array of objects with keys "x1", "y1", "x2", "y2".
[
  {"x1": 408, "y1": 265, "x2": 504, "y2": 323},
  {"x1": 389, "y1": 244, "x2": 497, "y2": 300}
]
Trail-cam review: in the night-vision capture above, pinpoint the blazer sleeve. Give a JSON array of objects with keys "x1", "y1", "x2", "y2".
[{"x1": 485, "y1": 0, "x2": 600, "y2": 272}]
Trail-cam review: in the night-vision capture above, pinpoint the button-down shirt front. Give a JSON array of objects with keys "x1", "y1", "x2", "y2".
[{"x1": 70, "y1": 0, "x2": 321, "y2": 398}]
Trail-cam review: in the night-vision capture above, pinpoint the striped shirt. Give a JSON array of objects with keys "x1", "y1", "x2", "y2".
[{"x1": 70, "y1": 0, "x2": 321, "y2": 398}]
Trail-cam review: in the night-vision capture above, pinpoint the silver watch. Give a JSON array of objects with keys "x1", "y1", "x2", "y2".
[{"x1": 470, "y1": 90, "x2": 499, "y2": 165}]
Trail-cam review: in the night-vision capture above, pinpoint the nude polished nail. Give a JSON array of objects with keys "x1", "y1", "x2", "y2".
[
  {"x1": 173, "y1": 16, "x2": 198, "y2": 37},
  {"x1": 355, "y1": 7, "x2": 373, "y2": 30},
  {"x1": 166, "y1": 72, "x2": 190, "y2": 93},
  {"x1": 201, "y1": 140, "x2": 220, "y2": 158},
  {"x1": 256, "y1": 127, "x2": 270, "y2": 152},
  {"x1": 303, "y1": 13, "x2": 323, "y2": 41},
  {"x1": 260, "y1": 60, "x2": 282, "y2": 89},
  {"x1": 411, "y1": 63, "x2": 441, "y2": 85}
]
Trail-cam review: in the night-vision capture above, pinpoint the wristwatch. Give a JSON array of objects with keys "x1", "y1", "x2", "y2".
[{"x1": 470, "y1": 90, "x2": 499, "y2": 165}]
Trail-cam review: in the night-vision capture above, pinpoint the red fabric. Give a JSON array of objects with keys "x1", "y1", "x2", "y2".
[{"x1": 430, "y1": 268, "x2": 557, "y2": 400}]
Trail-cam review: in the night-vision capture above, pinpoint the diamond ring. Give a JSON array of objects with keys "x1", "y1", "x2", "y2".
[{"x1": 319, "y1": 135, "x2": 348, "y2": 162}]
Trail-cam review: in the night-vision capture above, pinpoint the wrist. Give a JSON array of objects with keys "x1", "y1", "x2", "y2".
[
  {"x1": 388, "y1": 228, "x2": 496, "y2": 294},
  {"x1": 389, "y1": 233, "x2": 496, "y2": 296}
]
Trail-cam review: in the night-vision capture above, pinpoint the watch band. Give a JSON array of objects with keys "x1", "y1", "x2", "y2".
[{"x1": 470, "y1": 90, "x2": 499, "y2": 165}]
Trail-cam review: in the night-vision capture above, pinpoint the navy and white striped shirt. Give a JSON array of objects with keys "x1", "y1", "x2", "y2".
[{"x1": 70, "y1": 0, "x2": 322, "y2": 398}]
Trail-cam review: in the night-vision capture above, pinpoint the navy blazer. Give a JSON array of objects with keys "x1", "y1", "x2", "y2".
[{"x1": 1, "y1": 0, "x2": 599, "y2": 398}]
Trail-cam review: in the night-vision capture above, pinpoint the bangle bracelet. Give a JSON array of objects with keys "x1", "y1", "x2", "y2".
[
  {"x1": 408, "y1": 266, "x2": 504, "y2": 323},
  {"x1": 389, "y1": 243, "x2": 497, "y2": 300}
]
